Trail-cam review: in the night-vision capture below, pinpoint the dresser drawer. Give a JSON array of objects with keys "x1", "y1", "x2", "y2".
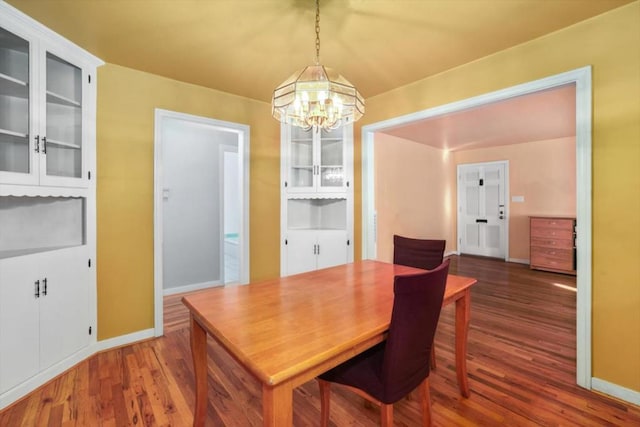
[
  {"x1": 530, "y1": 227, "x2": 574, "y2": 240},
  {"x1": 530, "y1": 247, "x2": 574, "y2": 272},
  {"x1": 530, "y1": 237, "x2": 574, "y2": 249},
  {"x1": 531, "y1": 247, "x2": 573, "y2": 260},
  {"x1": 530, "y1": 218, "x2": 574, "y2": 230}
]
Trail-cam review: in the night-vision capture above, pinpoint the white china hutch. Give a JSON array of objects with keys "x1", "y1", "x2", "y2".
[
  {"x1": 0, "y1": 2, "x2": 102, "y2": 408},
  {"x1": 280, "y1": 124, "x2": 354, "y2": 276}
]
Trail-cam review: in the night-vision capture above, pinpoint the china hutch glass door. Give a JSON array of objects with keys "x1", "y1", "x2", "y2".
[
  {"x1": 286, "y1": 125, "x2": 346, "y2": 193},
  {"x1": 0, "y1": 25, "x2": 86, "y2": 187},
  {"x1": 288, "y1": 126, "x2": 314, "y2": 190},
  {"x1": 319, "y1": 128, "x2": 344, "y2": 189},
  {"x1": 0, "y1": 27, "x2": 32, "y2": 182},
  {"x1": 43, "y1": 52, "x2": 82, "y2": 181}
]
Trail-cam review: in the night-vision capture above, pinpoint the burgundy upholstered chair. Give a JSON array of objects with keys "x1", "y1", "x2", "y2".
[
  {"x1": 393, "y1": 234, "x2": 446, "y2": 370},
  {"x1": 317, "y1": 259, "x2": 450, "y2": 427},
  {"x1": 393, "y1": 234, "x2": 446, "y2": 270}
]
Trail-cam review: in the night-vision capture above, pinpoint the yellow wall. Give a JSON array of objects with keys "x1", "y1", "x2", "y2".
[
  {"x1": 356, "y1": 2, "x2": 640, "y2": 391},
  {"x1": 96, "y1": 64, "x2": 280, "y2": 339},
  {"x1": 93, "y1": 1, "x2": 639, "y2": 391}
]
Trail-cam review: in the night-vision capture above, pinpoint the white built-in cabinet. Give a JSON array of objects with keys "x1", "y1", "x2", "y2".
[
  {"x1": 281, "y1": 124, "x2": 353, "y2": 276},
  {"x1": 0, "y1": 2, "x2": 102, "y2": 408}
]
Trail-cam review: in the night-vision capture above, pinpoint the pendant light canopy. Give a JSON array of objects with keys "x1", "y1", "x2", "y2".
[{"x1": 272, "y1": 0, "x2": 364, "y2": 130}]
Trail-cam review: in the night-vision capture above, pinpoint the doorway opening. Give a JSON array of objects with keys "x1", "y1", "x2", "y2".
[
  {"x1": 361, "y1": 67, "x2": 592, "y2": 389},
  {"x1": 153, "y1": 109, "x2": 250, "y2": 335}
]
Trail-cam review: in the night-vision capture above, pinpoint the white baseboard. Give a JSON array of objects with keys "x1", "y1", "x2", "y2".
[
  {"x1": 94, "y1": 328, "x2": 156, "y2": 353},
  {"x1": 591, "y1": 377, "x2": 640, "y2": 406},
  {"x1": 163, "y1": 280, "x2": 222, "y2": 296},
  {"x1": 447, "y1": 252, "x2": 529, "y2": 266}
]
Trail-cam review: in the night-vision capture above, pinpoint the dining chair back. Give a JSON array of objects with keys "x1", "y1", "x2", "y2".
[
  {"x1": 393, "y1": 234, "x2": 447, "y2": 372},
  {"x1": 317, "y1": 259, "x2": 450, "y2": 426},
  {"x1": 393, "y1": 235, "x2": 446, "y2": 271}
]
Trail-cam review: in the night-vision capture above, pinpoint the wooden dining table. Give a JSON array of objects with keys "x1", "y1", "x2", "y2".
[{"x1": 182, "y1": 260, "x2": 477, "y2": 426}]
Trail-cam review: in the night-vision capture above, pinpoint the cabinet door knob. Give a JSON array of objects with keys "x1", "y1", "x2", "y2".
[
  {"x1": 42, "y1": 278, "x2": 48, "y2": 296},
  {"x1": 34, "y1": 280, "x2": 40, "y2": 298},
  {"x1": 34, "y1": 135, "x2": 40, "y2": 153}
]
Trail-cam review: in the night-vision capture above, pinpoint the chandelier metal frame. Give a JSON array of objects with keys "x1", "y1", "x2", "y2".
[{"x1": 271, "y1": 0, "x2": 364, "y2": 130}]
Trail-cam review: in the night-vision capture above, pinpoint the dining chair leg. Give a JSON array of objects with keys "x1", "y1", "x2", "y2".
[
  {"x1": 419, "y1": 377, "x2": 432, "y2": 427},
  {"x1": 380, "y1": 403, "x2": 394, "y2": 427},
  {"x1": 318, "y1": 379, "x2": 331, "y2": 427},
  {"x1": 409, "y1": 346, "x2": 436, "y2": 402}
]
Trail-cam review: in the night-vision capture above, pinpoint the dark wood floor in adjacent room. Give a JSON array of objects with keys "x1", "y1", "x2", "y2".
[{"x1": 2, "y1": 255, "x2": 639, "y2": 426}]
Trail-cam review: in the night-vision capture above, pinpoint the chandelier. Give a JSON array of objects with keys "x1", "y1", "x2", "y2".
[{"x1": 272, "y1": 0, "x2": 364, "y2": 130}]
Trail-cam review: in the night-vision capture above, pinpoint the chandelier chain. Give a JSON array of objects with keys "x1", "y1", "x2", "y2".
[{"x1": 315, "y1": 0, "x2": 321, "y2": 64}]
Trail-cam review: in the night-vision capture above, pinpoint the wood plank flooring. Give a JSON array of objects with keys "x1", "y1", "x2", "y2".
[{"x1": 2, "y1": 255, "x2": 639, "y2": 426}]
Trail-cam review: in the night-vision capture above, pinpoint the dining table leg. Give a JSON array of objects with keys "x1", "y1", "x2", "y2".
[
  {"x1": 262, "y1": 382, "x2": 293, "y2": 426},
  {"x1": 190, "y1": 314, "x2": 208, "y2": 427},
  {"x1": 455, "y1": 288, "x2": 472, "y2": 398}
]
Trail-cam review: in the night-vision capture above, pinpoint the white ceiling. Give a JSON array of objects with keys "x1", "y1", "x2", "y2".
[{"x1": 380, "y1": 84, "x2": 577, "y2": 150}]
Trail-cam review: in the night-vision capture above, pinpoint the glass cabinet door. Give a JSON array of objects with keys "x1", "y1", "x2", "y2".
[
  {"x1": 0, "y1": 27, "x2": 30, "y2": 177},
  {"x1": 319, "y1": 128, "x2": 344, "y2": 189},
  {"x1": 45, "y1": 52, "x2": 82, "y2": 179},
  {"x1": 288, "y1": 126, "x2": 313, "y2": 189}
]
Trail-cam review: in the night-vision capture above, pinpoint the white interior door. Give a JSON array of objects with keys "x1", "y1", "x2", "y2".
[{"x1": 458, "y1": 161, "x2": 507, "y2": 259}]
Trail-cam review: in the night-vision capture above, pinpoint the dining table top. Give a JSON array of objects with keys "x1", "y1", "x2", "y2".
[{"x1": 182, "y1": 259, "x2": 477, "y2": 387}]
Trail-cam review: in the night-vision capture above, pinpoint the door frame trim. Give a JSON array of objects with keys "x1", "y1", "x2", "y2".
[
  {"x1": 456, "y1": 160, "x2": 509, "y2": 260},
  {"x1": 153, "y1": 109, "x2": 250, "y2": 336},
  {"x1": 219, "y1": 142, "x2": 240, "y2": 284},
  {"x1": 361, "y1": 66, "x2": 592, "y2": 389}
]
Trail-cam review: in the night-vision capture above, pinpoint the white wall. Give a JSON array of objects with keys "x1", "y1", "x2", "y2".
[
  {"x1": 162, "y1": 118, "x2": 237, "y2": 291},
  {"x1": 223, "y1": 148, "x2": 240, "y2": 237},
  {"x1": 374, "y1": 133, "x2": 454, "y2": 262}
]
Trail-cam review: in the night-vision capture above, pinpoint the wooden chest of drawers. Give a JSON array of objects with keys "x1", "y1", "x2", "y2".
[{"x1": 530, "y1": 216, "x2": 576, "y2": 275}]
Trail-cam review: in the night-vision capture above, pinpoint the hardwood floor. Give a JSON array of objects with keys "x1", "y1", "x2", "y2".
[{"x1": 2, "y1": 255, "x2": 639, "y2": 426}]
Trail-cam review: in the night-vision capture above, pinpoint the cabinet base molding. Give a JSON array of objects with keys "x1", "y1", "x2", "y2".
[
  {"x1": 0, "y1": 328, "x2": 155, "y2": 410},
  {"x1": 530, "y1": 265, "x2": 577, "y2": 275},
  {"x1": 0, "y1": 345, "x2": 93, "y2": 410}
]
